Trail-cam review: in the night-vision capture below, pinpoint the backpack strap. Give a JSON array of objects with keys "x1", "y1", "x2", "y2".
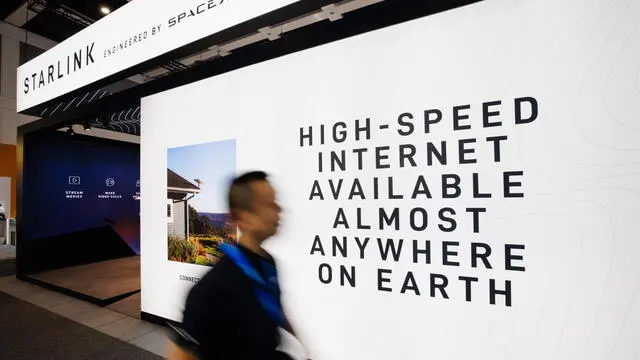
[{"x1": 220, "y1": 243, "x2": 285, "y2": 327}]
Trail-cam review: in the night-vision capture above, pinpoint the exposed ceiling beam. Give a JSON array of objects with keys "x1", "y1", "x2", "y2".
[
  {"x1": 0, "y1": 19, "x2": 56, "y2": 49},
  {"x1": 5, "y1": 2, "x2": 36, "y2": 27},
  {"x1": 142, "y1": 0, "x2": 382, "y2": 79}
]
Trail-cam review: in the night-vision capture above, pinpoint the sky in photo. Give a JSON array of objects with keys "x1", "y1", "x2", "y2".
[{"x1": 167, "y1": 139, "x2": 236, "y2": 213}]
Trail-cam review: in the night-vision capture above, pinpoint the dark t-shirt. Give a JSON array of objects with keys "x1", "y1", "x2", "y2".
[{"x1": 180, "y1": 245, "x2": 290, "y2": 360}]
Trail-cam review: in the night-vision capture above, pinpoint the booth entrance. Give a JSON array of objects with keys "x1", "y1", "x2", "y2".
[{"x1": 17, "y1": 126, "x2": 142, "y2": 314}]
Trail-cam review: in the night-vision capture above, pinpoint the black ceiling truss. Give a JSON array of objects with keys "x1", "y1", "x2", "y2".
[
  {"x1": 39, "y1": 88, "x2": 111, "y2": 118},
  {"x1": 61, "y1": 105, "x2": 141, "y2": 136},
  {"x1": 160, "y1": 60, "x2": 190, "y2": 74},
  {"x1": 90, "y1": 105, "x2": 141, "y2": 136},
  {"x1": 27, "y1": 0, "x2": 93, "y2": 27}
]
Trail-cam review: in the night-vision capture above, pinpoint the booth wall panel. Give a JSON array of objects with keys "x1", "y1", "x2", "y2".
[{"x1": 141, "y1": 0, "x2": 640, "y2": 359}]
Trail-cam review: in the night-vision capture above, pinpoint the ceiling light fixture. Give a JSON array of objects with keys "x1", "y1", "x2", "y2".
[{"x1": 100, "y1": 6, "x2": 111, "y2": 15}]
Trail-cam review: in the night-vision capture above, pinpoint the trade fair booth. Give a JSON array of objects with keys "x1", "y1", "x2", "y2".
[
  {"x1": 16, "y1": 0, "x2": 640, "y2": 359},
  {"x1": 18, "y1": 124, "x2": 141, "y2": 308}
]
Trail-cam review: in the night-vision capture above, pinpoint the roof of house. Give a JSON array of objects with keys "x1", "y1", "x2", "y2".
[{"x1": 167, "y1": 169, "x2": 200, "y2": 192}]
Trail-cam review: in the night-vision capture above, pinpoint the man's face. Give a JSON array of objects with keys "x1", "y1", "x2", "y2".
[{"x1": 240, "y1": 180, "x2": 281, "y2": 240}]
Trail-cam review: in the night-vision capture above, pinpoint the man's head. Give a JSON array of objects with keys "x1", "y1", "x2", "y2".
[{"x1": 228, "y1": 171, "x2": 281, "y2": 241}]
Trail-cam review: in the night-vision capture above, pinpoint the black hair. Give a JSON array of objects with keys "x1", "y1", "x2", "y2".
[{"x1": 228, "y1": 171, "x2": 268, "y2": 220}]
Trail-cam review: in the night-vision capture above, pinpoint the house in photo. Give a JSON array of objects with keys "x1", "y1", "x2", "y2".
[{"x1": 167, "y1": 169, "x2": 200, "y2": 240}]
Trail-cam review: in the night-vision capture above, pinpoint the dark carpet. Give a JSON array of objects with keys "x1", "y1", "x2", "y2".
[
  {"x1": 0, "y1": 259, "x2": 16, "y2": 277},
  {"x1": 0, "y1": 292, "x2": 163, "y2": 360}
]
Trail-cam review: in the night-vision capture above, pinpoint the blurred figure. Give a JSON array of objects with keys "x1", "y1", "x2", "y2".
[{"x1": 168, "y1": 171, "x2": 307, "y2": 360}]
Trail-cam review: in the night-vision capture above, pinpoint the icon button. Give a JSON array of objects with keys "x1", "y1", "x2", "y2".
[
  {"x1": 69, "y1": 176, "x2": 81, "y2": 185},
  {"x1": 106, "y1": 178, "x2": 116, "y2": 187}
]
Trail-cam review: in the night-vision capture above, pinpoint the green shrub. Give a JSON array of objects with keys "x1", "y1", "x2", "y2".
[
  {"x1": 193, "y1": 238, "x2": 207, "y2": 256},
  {"x1": 168, "y1": 235, "x2": 198, "y2": 263},
  {"x1": 195, "y1": 256, "x2": 214, "y2": 266}
]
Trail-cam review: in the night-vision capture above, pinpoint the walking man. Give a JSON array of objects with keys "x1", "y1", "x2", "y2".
[{"x1": 169, "y1": 171, "x2": 306, "y2": 360}]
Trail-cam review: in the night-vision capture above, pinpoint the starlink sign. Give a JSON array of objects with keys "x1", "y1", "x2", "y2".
[{"x1": 16, "y1": 0, "x2": 299, "y2": 112}]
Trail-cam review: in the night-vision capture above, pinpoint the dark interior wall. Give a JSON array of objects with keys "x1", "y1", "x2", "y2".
[{"x1": 18, "y1": 130, "x2": 140, "y2": 274}]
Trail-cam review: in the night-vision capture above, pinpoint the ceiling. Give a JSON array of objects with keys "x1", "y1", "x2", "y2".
[
  {"x1": 2, "y1": 0, "x2": 129, "y2": 42},
  {"x1": 7, "y1": 0, "x2": 484, "y2": 137}
]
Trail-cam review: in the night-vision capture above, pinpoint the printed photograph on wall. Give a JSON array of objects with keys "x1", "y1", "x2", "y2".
[{"x1": 166, "y1": 139, "x2": 236, "y2": 267}]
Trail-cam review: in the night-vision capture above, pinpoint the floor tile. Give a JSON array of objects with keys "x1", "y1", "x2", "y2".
[
  {"x1": 0, "y1": 260, "x2": 15, "y2": 277},
  {"x1": 0, "y1": 291, "x2": 163, "y2": 360},
  {"x1": 0, "y1": 245, "x2": 16, "y2": 260},
  {"x1": 0, "y1": 277, "x2": 39, "y2": 296},
  {"x1": 19, "y1": 289, "x2": 76, "y2": 309},
  {"x1": 2, "y1": 285, "x2": 46, "y2": 299},
  {"x1": 96, "y1": 315, "x2": 159, "y2": 341},
  {"x1": 48, "y1": 298, "x2": 101, "y2": 318},
  {"x1": 72, "y1": 307, "x2": 127, "y2": 329},
  {"x1": 129, "y1": 327, "x2": 170, "y2": 358},
  {"x1": 0, "y1": 274, "x2": 167, "y2": 357}
]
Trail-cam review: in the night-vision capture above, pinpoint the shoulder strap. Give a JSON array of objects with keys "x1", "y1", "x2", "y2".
[
  {"x1": 220, "y1": 243, "x2": 266, "y2": 285},
  {"x1": 220, "y1": 243, "x2": 285, "y2": 327}
]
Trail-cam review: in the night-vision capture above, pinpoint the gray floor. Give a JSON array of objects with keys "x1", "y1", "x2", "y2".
[
  {"x1": 0, "y1": 246, "x2": 16, "y2": 277},
  {"x1": 0, "y1": 275, "x2": 170, "y2": 359},
  {"x1": 0, "y1": 259, "x2": 15, "y2": 277},
  {"x1": 0, "y1": 246, "x2": 171, "y2": 359},
  {"x1": 0, "y1": 291, "x2": 163, "y2": 360},
  {"x1": 0, "y1": 245, "x2": 15, "y2": 261}
]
